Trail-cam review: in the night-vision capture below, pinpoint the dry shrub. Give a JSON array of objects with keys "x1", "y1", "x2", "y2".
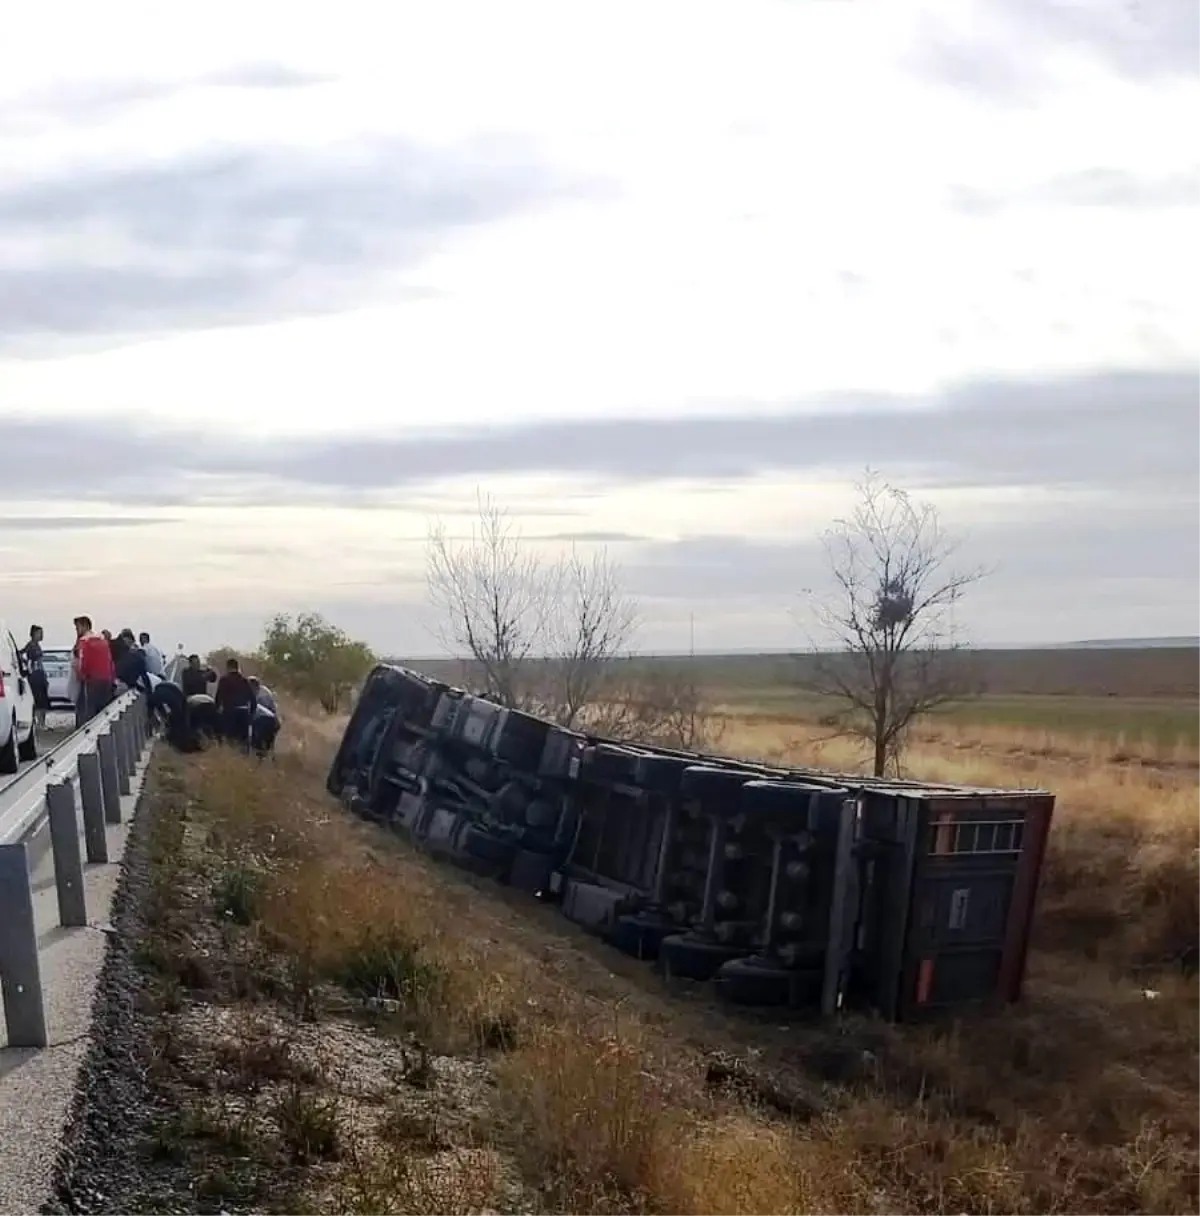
[
  {"x1": 646, "y1": 1113, "x2": 822, "y2": 1216},
  {"x1": 498, "y1": 1016, "x2": 672, "y2": 1210},
  {"x1": 1120, "y1": 831, "x2": 1200, "y2": 969},
  {"x1": 334, "y1": 1143, "x2": 507, "y2": 1215}
]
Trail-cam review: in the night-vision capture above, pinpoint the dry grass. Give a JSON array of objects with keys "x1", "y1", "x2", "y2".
[{"x1": 140, "y1": 698, "x2": 1199, "y2": 1214}]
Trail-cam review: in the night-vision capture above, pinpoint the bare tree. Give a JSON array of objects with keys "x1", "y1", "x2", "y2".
[
  {"x1": 589, "y1": 661, "x2": 726, "y2": 752},
  {"x1": 425, "y1": 492, "x2": 637, "y2": 725},
  {"x1": 426, "y1": 492, "x2": 551, "y2": 708},
  {"x1": 797, "y1": 470, "x2": 988, "y2": 777},
  {"x1": 542, "y1": 548, "x2": 639, "y2": 728}
]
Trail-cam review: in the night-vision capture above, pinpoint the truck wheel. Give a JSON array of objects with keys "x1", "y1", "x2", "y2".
[
  {"x1": 604, "y1": 913, "x2": 675, "y2": 961},
  {"x1": 585, "y1": 744, "x2": 642, "y2": 787},
  {"x1": 459, "y1": 824, "x2": 517, "y2": 871},
  {"x1": 634, "y1": 754, "x2": 691, "y2": 796},
  {"x1": 657, "y1": 933, "x2": 748, "y2": 982},
  {"x1": 716, "y1": 954, "x2": 824, "y2": 1008},
  {"x1": 508, "y1": 848, "x2": 554, "y2": 895},
  {"x1": 679, "y1": 766, "x2": 760, "y2": 802}
]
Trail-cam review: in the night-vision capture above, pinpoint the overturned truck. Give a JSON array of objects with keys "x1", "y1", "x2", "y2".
[{"x1": 327, "y1": 664, "x2": 1054, "y2": 1022}]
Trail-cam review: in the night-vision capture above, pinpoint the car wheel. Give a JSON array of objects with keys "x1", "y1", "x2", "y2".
[
  {"x1": 0, "y1": 722, "x2": 18, "y2": 774},
  {"x1": 18, "y1": 721, "x2": 38, "y2": 762}
]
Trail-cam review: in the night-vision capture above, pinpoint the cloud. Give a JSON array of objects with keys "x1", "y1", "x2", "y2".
[
  {"x1": 0, "y1": 368, "x2": 1194, "y2": 508},
  {"x1": 0, "y1": 138, "x2": 590, "y2": 350},
  {"x1": 0, "y1": 515, "x2": 172, "y2": 532},
  {"x1": 950, "y1": 168, "x2": 1200, "y2": 215},
  {"x1": 536, "y1": 530, "x2": 651, "y2": 543},
  {"x1": 0, "y1": 63, "x2": 332, "y2": 132},
  {"x1": 623, "y1": 536, "x2": 812, "y2": 602},
  {"x1": 912, "y1": 0, "x2": 1198, "y2": 103},
  {"x1": 617, "y1": 496, "x2": 1198, "y2": 650},
  {"x1": 999, "y1": 0, "x2": 1199, "y2": 83}
]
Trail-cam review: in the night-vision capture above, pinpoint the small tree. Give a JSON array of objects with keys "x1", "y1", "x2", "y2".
[
  {"x1": 426, "y1": 493, "x2": 636, "y2": 727},
  {"x1": 258, "y1": 612, "x2": 375, "y2": 713},
  {"x1": 590, "y1": 661, "x2": 726, "y2": 752},
  {"x1": 798, "y1": 470, "x2": 987, "y2": 776},
  {"x1": 206, "y1": 645, "x2": 250, "y2": 672}
]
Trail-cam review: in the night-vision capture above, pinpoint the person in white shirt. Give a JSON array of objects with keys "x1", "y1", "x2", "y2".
[
  {"x1": 248, "y1": 676, "x2": 279, "y2": 718},
  {"x1": 139, "y1": 632, "x2": 165, "y2": 677},
  {"x1": 248, "y1": 676, "x2": 281, "y2": 755}
]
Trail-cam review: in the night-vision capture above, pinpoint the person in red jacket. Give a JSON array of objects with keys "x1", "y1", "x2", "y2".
[{"x1": 73, "y1": 614, "x2": 116, "y2": 726}]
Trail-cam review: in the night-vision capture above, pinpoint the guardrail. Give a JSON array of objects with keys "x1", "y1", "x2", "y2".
[{"x1": 0, "y1": 657, "x2": 183, "y2": 1048}]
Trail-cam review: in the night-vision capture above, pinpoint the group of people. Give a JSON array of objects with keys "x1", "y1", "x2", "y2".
[
  {"x1": 171, "y1": 653, "x2": 282, "y2": 756},
  {"x1": 21, "y1": 620, "x2": 281, "y2": 758},
  {"x1": 22, "y1": 617, "x2": 167, "y2": 729}
]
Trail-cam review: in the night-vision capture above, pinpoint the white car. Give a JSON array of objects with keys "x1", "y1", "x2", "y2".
[
  {"x1": 0, "y1": 619, "x2": 37, "y2": 774},
  {"x1": 42, "y1": 647, "x2": 76, "y2": 709}
]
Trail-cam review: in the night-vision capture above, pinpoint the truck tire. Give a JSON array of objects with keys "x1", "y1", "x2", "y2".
[
  {"x1": 584, "y1": 744, "x2": 642, "y2": 787},
  {"x1": 716, "y1": 954, "x2": 824, "y2": 1008},
  {"x1": 679, "y1": 766, "x2": 759, "y2": 804},
  {"x1": 459, "y1": 824, "x2": 517, "y2": 870},
  {"x1": 604, "y1": 913, "x2": 676, "y2": 961},
  {"x1": 658, "y1": 933, "x2": 748, "y2": 982}
]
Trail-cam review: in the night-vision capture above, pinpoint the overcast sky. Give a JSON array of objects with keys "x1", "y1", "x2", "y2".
[{"x1": 1, "y1": 0, "x2": 1196, "y2": 655}]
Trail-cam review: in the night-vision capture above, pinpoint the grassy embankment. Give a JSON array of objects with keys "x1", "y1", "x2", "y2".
[{"x1": 127, "y1": 646, "x2": 1197, "y2": 1213}]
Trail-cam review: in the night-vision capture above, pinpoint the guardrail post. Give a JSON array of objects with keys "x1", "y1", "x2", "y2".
[
  {"x1": 129, "y1": 703, "x2": 143, "y2": 763},
  {"x1": 78, "y1": 751, "x2": 109, "y2": 864},
  {"x1": 134, "y1": 698, "x2": 148, "y2": 753},
  {"x1": 46, "y1": 779, "x2": 87, "y2": 927},
  {"x1": 113, "y1": 717, "x2": 132, "y2": 797},
  {"x1": 97, "y1": 732, "x2": 122, "y2": 824},
  {"x1": 0, "y1": 843, "x2": 48, "y2": 1048},
  {"x1": 127, "y1": 701, "x2": 141, "y2": 756},
  {"x1": 120, "y1": 707, "x2": 138, "y2": 775}
]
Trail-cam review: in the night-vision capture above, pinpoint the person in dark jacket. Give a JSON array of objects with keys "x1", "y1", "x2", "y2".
[
  {"x1": 181, "y1": 654, "x2": 217, "y2": 699},
  {"x1": 115, "y1": 641, "x2": 150, "y2": 694},
  {"x1": 23, "y1": 625, "x2": 50, "y2": 729},
  {"x1": 214, "y1": 657, "x2": 255, "y2": 749},
  {"x1": 148, "y1": 677, "x2": 192, "y2": 749}
]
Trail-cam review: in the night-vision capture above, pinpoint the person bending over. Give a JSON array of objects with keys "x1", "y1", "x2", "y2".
[
  {"x1": 149, "y1": 677, "x2": 192, "y2": 749},
  {"x1": 245, "y1": 676, "x2": 281, "y2": 757},
  {"x1": 115, "y1": 639, "x2": 151, "y2": 695}
]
